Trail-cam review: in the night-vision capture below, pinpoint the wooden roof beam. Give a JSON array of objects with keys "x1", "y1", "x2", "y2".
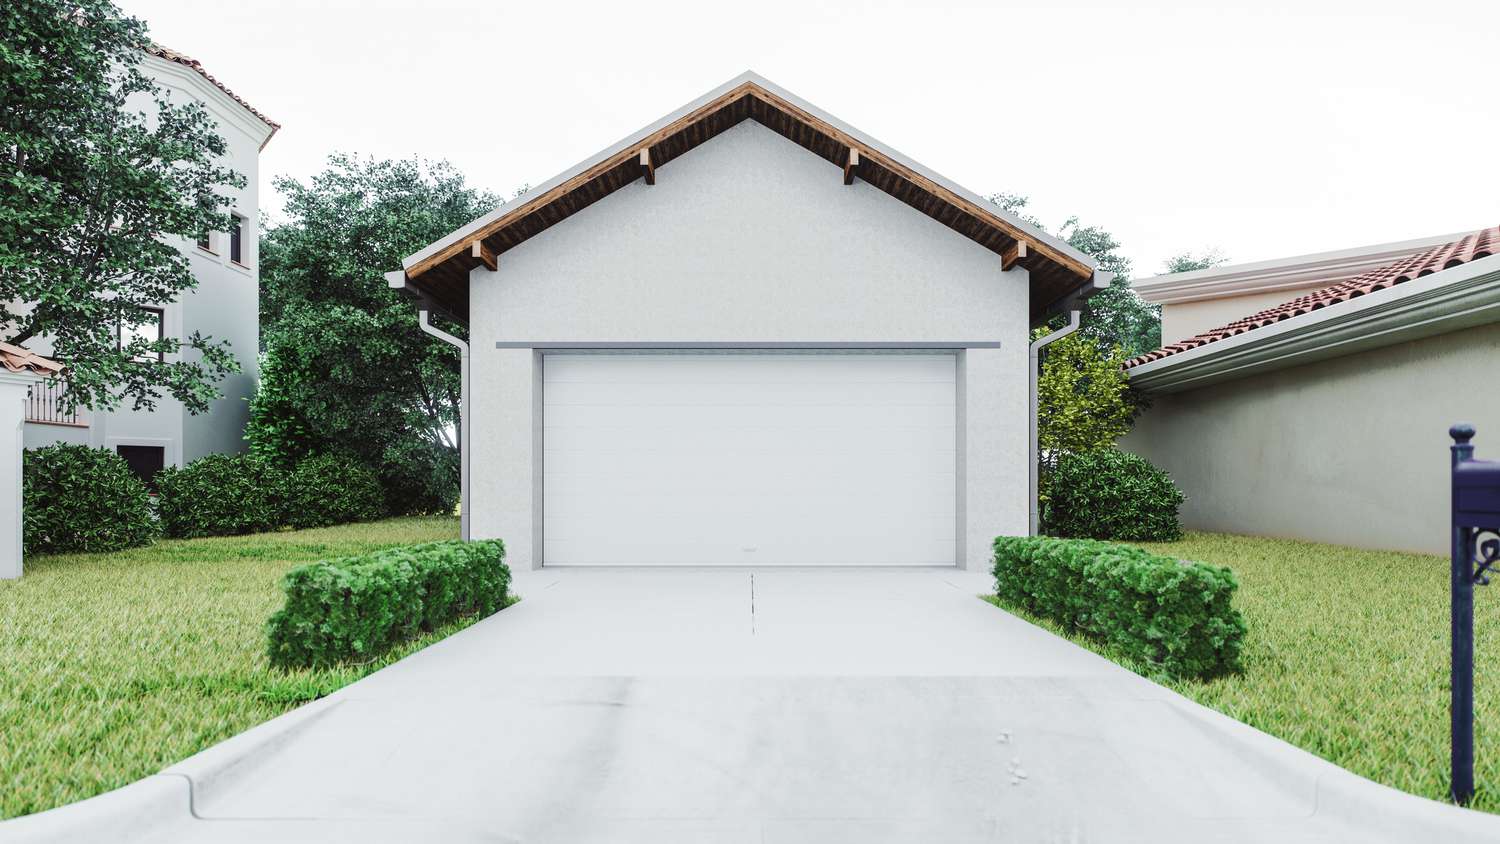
[
  {"x1": 1002, "y1": 239, "x2": 1029, "y2": 272},
  {"x1": 843, "y1": 148, "x2": 860, "y2": 185},
  {"x1": 639, "y1": 148, "x2": 655, "y2": 185},
  {"x1": 470, "y1": 240, "x2": 497, "y2": 272}
]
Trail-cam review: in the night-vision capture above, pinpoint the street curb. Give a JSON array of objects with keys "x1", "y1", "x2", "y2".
[
  {"x1": 163, "y1": 695, "x2": 345, "y2": 807},
  {"x1": 0, "y1": 696, "x2": 345, "y2": 842},
  {"x1": 1155, "y1": 682, "x2": 1500, "y2": 841},
  {"x1": 0, "y1": 774, "x2": 192, "y2": 843}
]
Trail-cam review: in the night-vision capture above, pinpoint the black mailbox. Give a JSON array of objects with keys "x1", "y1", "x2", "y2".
[{"x1": 1449, "y1": 424, "x2": 1500, "y2": 804}]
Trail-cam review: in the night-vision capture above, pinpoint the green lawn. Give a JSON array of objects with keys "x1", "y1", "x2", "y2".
[
  {"x1": 0, "y1": 516, "x2": 475, "y2": 820},
  {"x1": 988, "y1": 532, "x2": 1500, "y2": 812}
]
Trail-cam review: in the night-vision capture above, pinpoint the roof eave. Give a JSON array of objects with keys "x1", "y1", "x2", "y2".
[
  {"x1": 1132, "y1": 230, "x2": 1473, "y2": 306},
  {"x1": 401, "y1": 72, "x2": 1096, "y2": 282},
  {"x1": 1126, "y1": 254, "x2": 1500, "y2": 393}
]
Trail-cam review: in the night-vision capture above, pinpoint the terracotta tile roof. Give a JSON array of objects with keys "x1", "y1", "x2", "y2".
[
  {"x1": 144, "y1": 44, "x2": 280, "y2": 139},
  {"x1": 0, "y1": 343, "x2": 63, "y2": 376},
  {"x1": 1125, "y1": 225, "x2": 1500, "y2": 369}
]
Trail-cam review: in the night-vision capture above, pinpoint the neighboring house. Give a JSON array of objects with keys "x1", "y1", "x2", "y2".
[
  {"x1": 387, "y1": 72, "x2": 1109, "y2": 570},
  {"x1": 1124, "y1": 225, "x2": 1500, "y2": 554},
  {"x1": 22, "y1": 46, "x2": 278, "y2": 489}
]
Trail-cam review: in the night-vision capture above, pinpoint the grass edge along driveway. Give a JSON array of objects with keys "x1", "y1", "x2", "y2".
[
  {"x1": 986, "y1": 531, "x2": 1500, "y2": 814},
  {"x1": 0, "y1": 515, "x2": 501, "y2": 820}
]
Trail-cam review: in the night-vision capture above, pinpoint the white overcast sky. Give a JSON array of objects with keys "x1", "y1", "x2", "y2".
[{"x1": 120, "y1": 0, "x2": 1498, "y2": 279}]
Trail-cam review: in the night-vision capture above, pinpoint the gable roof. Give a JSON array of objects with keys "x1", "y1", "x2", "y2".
[
  {"x1": 1125, "y1": 224, "x2": 1500, "y2": 369},
  {"x1": 394, "y1": 72, "x2": 1101, "y2": 323},
  {"x1": 144, "y1": 45, "x2": 280, "y2": 147}
]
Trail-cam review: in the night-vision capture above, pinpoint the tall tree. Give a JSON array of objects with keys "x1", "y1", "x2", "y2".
[
  {"x1": 1163, "y1": 249, "x2": 1227, "y2": 274},
  {"x1": 251, "y1": 155, "x2": 498, "y2": 513},
  {"x1": 988, "y1": 194, "x2": 1160, "y2": 357},
  {"x1": 1, "y1": 0, "x2": 244, "y2": 412}
]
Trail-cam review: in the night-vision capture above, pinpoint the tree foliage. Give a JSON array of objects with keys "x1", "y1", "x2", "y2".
[
  {"x1": 251, "y1": 155, "x2": 498, "y2": 513},
  {"x1": 1, "y1": 0, "x2": 244, "y2": 412},
  {"x1": 988, "y1": 193, "x2": 1160, "y2": 358},
  {"x1": 1035, "y1": 331, "x2": 1134, "y2": 462},
  {"x1": 1163, "y1": 249, "x2": 1227, "y2": 274}
]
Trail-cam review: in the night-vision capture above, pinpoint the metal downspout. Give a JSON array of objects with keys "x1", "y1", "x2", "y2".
[
  {"x1": 417, "y1": 305, "x2": 470, "y2": 541},
  {"x1": 1028, "y1": 310, "x2": 1081, "y2": 536}
]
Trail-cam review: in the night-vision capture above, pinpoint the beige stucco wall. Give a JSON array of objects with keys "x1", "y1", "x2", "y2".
[
  {"x1": 1159, "y1": 284, "x2": 1326, "y2": 346},
  {"x1": 1124, "y1": 321, "x2": 1500, "y2": 555}
]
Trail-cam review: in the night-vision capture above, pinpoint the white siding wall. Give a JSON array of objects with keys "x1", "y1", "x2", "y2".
[{"x1": 469, "y1": 121, "x2": 1030, "y2": 569}]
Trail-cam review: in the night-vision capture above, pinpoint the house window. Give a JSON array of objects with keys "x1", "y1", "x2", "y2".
[
  {"x1": 229, "y1": 214, "x2": 245, "y2": 264},
  {"x1": 197, "y1": 231, "x2": 213, "y2": 252},
  {"x1": 116, "y1": 445, "x2": 165, "y2": 493},
  {"x1": 119, "y1": 307, "x2": 165, "y2": 363}
]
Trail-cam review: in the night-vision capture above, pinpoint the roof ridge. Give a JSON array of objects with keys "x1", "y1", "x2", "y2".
[{"x1": 1124, "y1": 224, "x2": 1500, "y2": 369}]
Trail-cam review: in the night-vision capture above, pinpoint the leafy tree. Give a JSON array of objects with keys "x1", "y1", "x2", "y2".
[
  {"x1": 1164, "y1": 249, "x2": 1227, "y2": 274},
  {"x1": 1035, "y1": 331, "x2": 1134, "y2": 462},
  {"x1": 251, "y1": 155, "x2": 498, "y2": 513},
  {"x1": 988, "y1": 194, "x2": 1160, "y2": 358},
  {"x1": 1, "y1": 0, "x2": 244, "y2": 412}
]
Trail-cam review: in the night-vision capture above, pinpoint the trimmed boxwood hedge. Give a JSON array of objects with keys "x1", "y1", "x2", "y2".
[
  {"x1": 993, "y1": 535, "x2": 1245, "y2": 679},
  {"x1": 266, "y1": 540, "x2": 508, "y2": 670},
  {"x1": 23, "y1": 444, "x2": 157, "y2": 553}
]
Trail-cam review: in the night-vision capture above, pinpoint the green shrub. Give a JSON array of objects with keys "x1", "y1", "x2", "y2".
[
  {"x1": 22, "y1": 444, "x2": 157, "y2": 553},
  {"x1": 266, "y1": 539, "x2": 508, "y2": 670},
  {"x1": 379, "y1": 438, "x2": 459, "y2": 516},
  {"x1": 156, "y1": 453, "x2": 288, "y2": 538},
  {"x1": 285, "y1": 454, "x2": 384, "y2": 529},
  {"x1": 993, "y1": 536, "x2": 1245, "y2": 679},
  {"x1": 1044, "y1": 448, "x2": 1184, "y2": 541}
]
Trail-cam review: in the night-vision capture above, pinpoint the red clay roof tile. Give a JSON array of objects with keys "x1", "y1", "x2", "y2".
[
  {"x1": 0, "y1": 343, "x2": 63, "y2": 376},
  {"x1": 1124, "y1": 225, "x2": 1500, "y2": 369},
  {"x1": 144, "y1": 44, "x2": 280, "y2": 137}
]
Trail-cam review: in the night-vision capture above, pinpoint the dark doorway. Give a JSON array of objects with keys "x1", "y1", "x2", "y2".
[{"x1": 117, "y1": 445, "x2": 165, "y2": 493}]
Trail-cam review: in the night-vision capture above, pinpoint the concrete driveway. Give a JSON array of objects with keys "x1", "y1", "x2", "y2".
[{"x1": 11, "y1": 568, "x2": 1500, "y2": 843}]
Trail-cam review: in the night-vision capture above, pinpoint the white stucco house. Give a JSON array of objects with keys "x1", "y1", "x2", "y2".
[
  {"x1": 1124, "y1": 225, "x2": 1499, "y2": 554},
  {"x1": 387, "y1": 72, "x2": 1109, "y2": 570},
  {"x1": 22, "y1": 45, "x2": 277, "y2": 489}
]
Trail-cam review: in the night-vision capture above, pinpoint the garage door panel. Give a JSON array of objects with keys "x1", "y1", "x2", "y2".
[
  {"x1": 544, "y1": 379, "x2": 956, "y2": 407},
  {"x1": 544, "y1": 353, "x2": 954, "y2": 384},
  {"x1": 542, "y1": 537, "x2": 958, "y2": 567},
  {"x1": 543, "y1": 424, "x2": 956, "y2": 452},
  {"x1": 542, "y1": 448, "x2": 957, "y2": 479},
  {"x1": 546, "y1": 402, "x2": 956, "y2": 430},
  {"x1": 543, "y1": 482, "x2": 957, "y2": 517},
  {"x1": 542, "y1": 353, "x2": 957, "y2": 567}
]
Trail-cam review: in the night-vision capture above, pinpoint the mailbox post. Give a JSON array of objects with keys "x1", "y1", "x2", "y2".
[{"x1": 1450, "y1": 423, "x2": 1500, "y2": 804}]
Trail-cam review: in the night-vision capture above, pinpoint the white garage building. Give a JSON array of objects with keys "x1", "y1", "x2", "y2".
[{"x1": 388, "y1": 73, "x2": 1106, "y2": 569}]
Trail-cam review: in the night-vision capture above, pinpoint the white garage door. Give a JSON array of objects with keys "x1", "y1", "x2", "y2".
[{"x1": 542, "y1": 352, "x2": 956, "y2": 566}]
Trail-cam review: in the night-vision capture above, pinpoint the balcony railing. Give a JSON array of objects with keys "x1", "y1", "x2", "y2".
[{"x1": 26, "y1": 380, "x2": 85, "y2": 427}]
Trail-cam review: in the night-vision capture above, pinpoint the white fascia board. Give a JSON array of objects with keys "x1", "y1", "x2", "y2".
[
  {"x1": 140, "y1": 54, "x2": 275, "y2": 151},
  {"x1": 1131, "y1": 231, "x2": 1472, "y2": 305},
  {"x1": 402, "y1": 71, "x2": 1094, "y2": 274},
  {"x1": 1127, "y1": 254, "x2": 1500, "y2": 394},
  {"x1": 0, "y1": 370, "x2": 42, "y2": 387}
]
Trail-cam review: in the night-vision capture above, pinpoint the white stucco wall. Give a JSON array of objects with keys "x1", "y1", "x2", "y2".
[
  {"x1": 19, "y1": 55, "x2": 265, "y2": 465},
  {"x1": 1124, "y1": 321, "x2": 1500, "y2": 555},
  {"x1": 469, "y1": 120, "x2": 1030, "y2": 569}
]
